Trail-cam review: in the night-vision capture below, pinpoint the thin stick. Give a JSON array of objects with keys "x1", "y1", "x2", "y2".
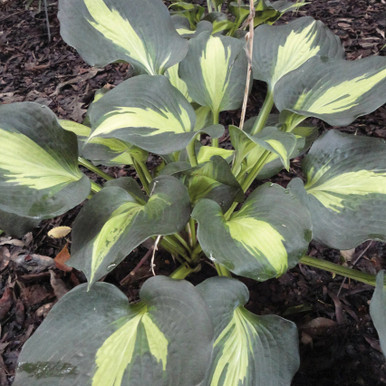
[
  {"x1": 239, "y1": 0, "x2": 255, "y2": 130},
  {"x1": 151, "y1": 235, "x2": 162, "y2": 276},
  {"x1": 337, "y1": 241, "x2": 373, "y2": 296},
  {"x1": 120, "y1": 248, "x2": 153, "y2": 286},
  {"x1": 43, "y1": 0, "x2": 51, "y2": 42}
]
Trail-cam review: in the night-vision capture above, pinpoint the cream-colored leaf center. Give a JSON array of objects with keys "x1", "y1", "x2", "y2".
[
  {"x1": 227, "y1": 216, "x2": 288, "y2": 275},
  {"x1": 93, "y1": 309, "x2": 168, "y2": 386},
  {"x1": 273, "y1": 21, "x2": 319, "y2": 87},
  {"x1": 89, "y1": 106, "x2": 192, "y2": 139},
  {"x1": 294, "y1": 68, "x2": 386, "y2": 113},
  {"x1": 211, "y1": 307, "x2": 257, "y2": 385},
  {"x1": 200, "y1": 36, "x2": 231, "y2": 113},
  {"x1": 0, "y1": 129, "x2": 81, "y2": 190},
  {"x1": 306, "y1": 168, "x2": 386, "y2": 212},
  {"x1": 84, "y1": 0, "x2": 171, "y2": 74},
  {"x1": 90, "y1": 202, "x2": 142, "y2": 283}
]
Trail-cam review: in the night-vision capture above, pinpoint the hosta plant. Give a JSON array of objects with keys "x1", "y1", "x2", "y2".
[{"x1": 2, "y1": 0, "x2": 386, "y2": 384}]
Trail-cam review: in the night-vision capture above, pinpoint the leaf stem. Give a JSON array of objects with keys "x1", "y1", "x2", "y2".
[
  {"x1": 250, "y1": 91, "x2": 274, "y2": 135},
  {"x1": 173, "y1": 233, "x2": 192, "y2": 254},
  {"x1": 186, "y1": 138, "x2": 198, "y2": 167},
  {"x1": 160, "y1": 237, "x2": 192, "y2": 263},
  {"x1": 214, "y1": 263, "x2": 232, "y2": 277},
  {"x1": 241, "y1": 150, "x2": 271, "y2": 191},
  {"x1": 191, "y1": 243, "x2": 203, "y2": 263},
  {"x1": 78, "y1": 157, "x2": 113, "y2": 181},
  {"x1": 90, "y1": 181, "x2": 102, "y2": 193},
  {"x1": 187, "y1": 218, "x2": 197, "y2": 248},
  {"x1": 300, "y1": 255, "x2": 377, "y2": 287},
  {"x1": 211, "y1": 110, "x2": 220, "y2": 147},
  {"x1": 133, "y1": 159, "x2": 150, "y2": 194},
  {"x1": 170, "y1": 262, "x2": 201, "y2": 280},
  {"x1": 225, "y1": 150, "x2": 271, "y2": 220}
]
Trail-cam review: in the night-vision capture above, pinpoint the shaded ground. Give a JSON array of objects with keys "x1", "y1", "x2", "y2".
[{"x1": 0, "y1": 0, "x2": 386, "y2": 385}]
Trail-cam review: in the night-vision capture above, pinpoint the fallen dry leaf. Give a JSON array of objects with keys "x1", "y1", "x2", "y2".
[
  {"x1": 54, "y1": 244, "x2": 72, "y2": 272},
  {"x1": 20, "y1": 285, "x2": 52, "y2": 307},
  {"x1": 12, "y1": 253, "x2": 54, "y2": 273},
  {"x1": 0, "y1": 238, "x2": 25, "y2": 248},
  {"x1": 48, "y1": 226, "x2": 71, "y2": 239},
  {"x1": 35, "y1": 303, "x2": 54, "y2": 319},
  {"x1": 340, "y1": 248, "x2": 356, "y2": 262}
]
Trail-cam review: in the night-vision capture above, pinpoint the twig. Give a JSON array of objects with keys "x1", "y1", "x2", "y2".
[
  {"x1": 119, "y1": 248, "x2": 153, "y2": 286},
  {"x1": 151, "y1": 235, "x2": 162, "y2": 276},
  {"x1": 43, "y1": 0, "x2": 51, "y2": 42},
  {"x1": 337, "y1": 241, "x2": 373, "y2": 297},
  {"x1": 239, "y1": 0, "x2": 255, "y2": 130}
]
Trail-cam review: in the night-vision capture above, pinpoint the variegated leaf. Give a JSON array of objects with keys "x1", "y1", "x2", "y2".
[
  {"x1": 196, "y1": 146, "x2": 234, "y2": 164},
  {"x1": 275, "y1": 56, "x2": 386, "y2": 126},
  {"x1": 58, "y1": 0, "x2": 187, "y2": 74},
  {"x1": 0, "y1": 103, "x2": 90, "y2": 235},
  {"x1": 59, "y1": 119, "x2": 91, "y2": 137},
  {"x1": 289, "y1": 130, "x2": 386, "y2": 249},
  {"x1": 70, "y1": 175, "x2": 191, "y2": 286},
  {"x1": 370, "y1": 271, "x2": 386, "y2": 357},
  {"x1": 229, "y1": 125, "x2": 297, "y2": 173},
  {"x1": 185, "y1": 156, "x2": 243, "y2": 211},
  {"x1": 245, "y1": 123, "x2": 318, "y2": 180},
  {"x1": 179, "y1": 31, "x2": 248, "y2": 114},
  {"x1": 172, "y1": 17, "x2": 213, "y2": 38},
  {"x1": 14, "y1": 276, "x2": 213, "y2": 386},
  {"x1": 198, "y1": 277, "x2": 300, "y2": 386},
  {"x1": 83, "y1": 137, "x2": 148, "y2": 166},
  {"x1": 87, "y1": 75, "x2": 197, "y2": 155},
  {"x1": 192, "y1": 183, "x2": 312, "y2": 281},
  {"x1": 165, "y1": 63, "x2": 192, "y2": 103},
  {"x1": 105, "y1": 177, "x2": 147, "y2": 204},
  {"x1": 252, "y1": 16, "x2": 344, "y2": 90},
  {"x1": 60, "y1": 108, "x2": 148, "y2": 167}
]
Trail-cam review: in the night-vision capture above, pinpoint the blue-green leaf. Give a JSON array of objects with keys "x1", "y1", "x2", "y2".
[
  {"x1": 370, "y1": 271, "x2": 386, "y2": 358},
  {"x1": 0, "y1": 103, "x2": 90, "y2": 234},
  {"x1": 289, "y1": 130, "x2": 386, "y2": 249},
  {"x1": 58, "y1": 0, "x2": 188, "y2": 74},
  {"x1": 14, "y1": 276, "x2": 213, "y2": 386},
  {"x1": 87, "y1": 75, "x2": 197, "y2": 155},
  {"x1": 275, "y1": 56, "x2": 386, "y2": 126},
  {"x1": 70, "y1": 175, "x2": 191, "y2": 286},
  {"x1": 192, "y1": 183, "x2": 312, "y2": 281},
  {"x1": 179, "y1": 32, "x2": 248, "y2": 114},
  {"x1": 252, "y1": 16, "x2": 344, "y2": 90},
  {"x1": 198, "y1": 277, "x2": 300, "y2": 385}
]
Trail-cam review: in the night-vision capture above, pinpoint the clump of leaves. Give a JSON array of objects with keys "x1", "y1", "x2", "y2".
[{"x1": 2, "y1": 0, "x2": 385, "y2": 384}]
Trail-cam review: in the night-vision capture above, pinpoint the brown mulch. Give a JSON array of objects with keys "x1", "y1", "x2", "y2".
[{"x1": 0, "y1": 0, "x2": 386, "y2": 385}]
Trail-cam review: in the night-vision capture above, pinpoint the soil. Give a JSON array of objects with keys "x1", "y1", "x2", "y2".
[{"x1": 0, "y1": 0, "x2": 386, "y2": 385}]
